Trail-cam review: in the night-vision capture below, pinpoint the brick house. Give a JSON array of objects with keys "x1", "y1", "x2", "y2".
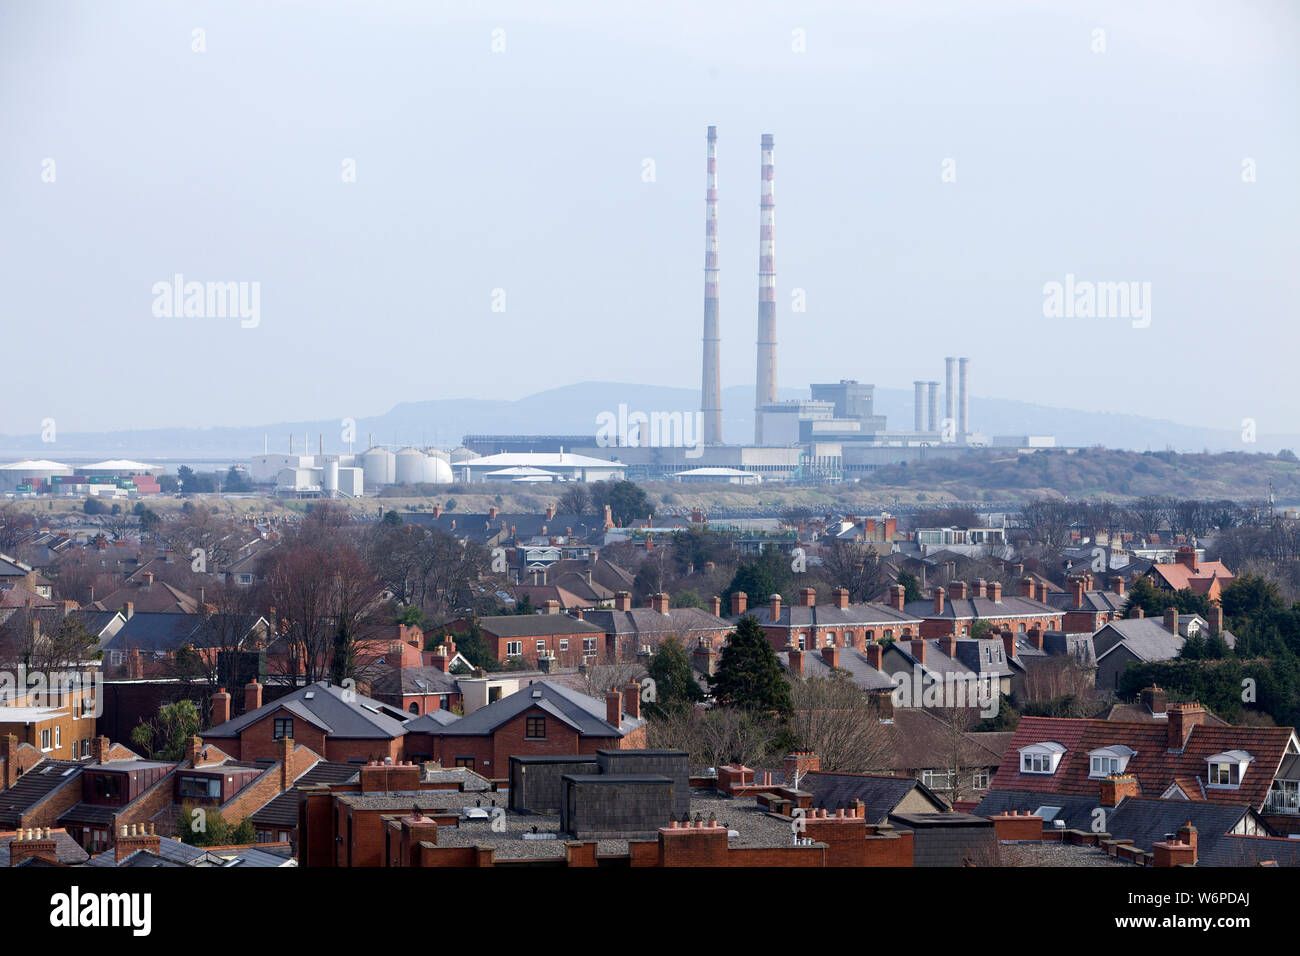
[
  {"x1": 1146, "y1": 546, "x2": 1235, "y2": 603},
  {"x1": 737, "y1": 586, "x2": 924, "y2": 652},
  {"x1": 199, "y1": 680, "x2": 410, "y2": 763},
  {"x1": 401, "y1": 680, "x2": 646, "y2": 776},
  {"x1": 1046, "y1": 573, "x2": 1129, "y2": 633},
  {"x1": 583, "y1": 591, "x2": 734, "y2": 661},
  {"x1": 904, "y1": 579, "x2": 1064, "y2": 638},
  {"x1": 452, "y1": 612, "x2": 611, "y2": 668}
]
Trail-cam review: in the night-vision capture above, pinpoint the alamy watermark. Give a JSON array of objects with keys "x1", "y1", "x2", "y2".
[
  {"x1": 595, "y1": 403, "x2": 703, "y2": 459},
  {"x1": 1042, "y1": 273, "x2": 1150, "y2": 329},
  {"x1": 0, "y1": 666, "x2": 104, "y2": 718},
  {"x1": 152, "y1": 274, "x2": 260, "y2": 328},
  {"x1": 890, "y1": 669, "x2": 999, "y2": 718}
]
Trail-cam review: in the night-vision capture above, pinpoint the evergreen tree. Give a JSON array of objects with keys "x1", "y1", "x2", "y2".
[
  {"x1": 646, "y1": 637, "x2": 704, "y2": 717},
  {"x1": 709, "y1": 616, "x2": 793, "y2": 718},
  {"x1": 897, "y1": 570, "x2": 923, "y2": 604}
]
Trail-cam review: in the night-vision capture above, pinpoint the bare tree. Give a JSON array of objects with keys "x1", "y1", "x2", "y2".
[
  {"x1": 817, "y1": 539, "x2": 893, "y2": 603},
  {"x1": 788, "y1": 672, "x2": 893, "y2": 772}
]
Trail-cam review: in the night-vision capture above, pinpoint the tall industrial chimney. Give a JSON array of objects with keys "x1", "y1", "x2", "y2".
[
  {"x1": 754, "y1": 133, "x2": 777, "y2": 444},
  {"x1": 958, "y1": 357, "x2": 970, "y2": 442},
  {"x1": 701, "y1": 126, "x2": 723, "y2": 446},
  {"x1": 944, "y1": 357, "x2": 956, "y2": 437},
  {"x1": 913, "y1": 382, "x2": 925, "y2": 431},
  {"x1": 927, "y1": 381, "x2": 939, "y2": 432}
]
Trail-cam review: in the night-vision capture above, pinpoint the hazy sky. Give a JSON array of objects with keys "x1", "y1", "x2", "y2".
[{"x1": 2, "y1": 0, "x2": 1297, "y2": 437}]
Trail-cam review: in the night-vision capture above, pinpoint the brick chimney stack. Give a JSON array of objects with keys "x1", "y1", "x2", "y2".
[
  {"x1": 709, "y1": 595, "x2": 722, "y2": 617},
  {"x1": 543, "y1": 599, "x2": 561, "y2": 615},
  {"x1": 614, "y1": 591, "x2": 632, "y2": 612},
  {"x1": 653, "y1": 593, "x2": 670, "y2": 615},
  {"x1": 889, "y1": 584, "x2": 905, "y2": 611},
  {"x1": 910, "y1": 638, "x2": 927, "y2": 664},
  {"x1": 605, "y1": 691, "x2": 623, "y2": 727},
  {"x1": 115, "y1": 823, "x2": 161, "y2": 862},
  {"x1": 798, "y1": 587, "x2": 815, "y2": 608},
  {"x1": 622, "y1": 682, "x2": 642, "y2": 720},
  {"x1": 832, "y1": 587, "x2": 849, "y2": 610},
  {"x1": 9, "y1": 827, "x2": 58, "y2": 866},
  {"x1": 1027, "y1": 627, "x2": 1044, "y2": 650},
  {"x1": 821, "y1": 645, "x2": 840, "y2": 669},
  {"x1": 1021, "y1": 577, "x2": 1036, "y2": 599},
  {"x1": 950, "y1": 581, "x2": 968, "y2": 600},
  {"x1": 1001, "y1": 629, "x2": 1017, "y2": 660},
  {"x1": 1099, "y1": 773, "x2": 1140, "y2": 807},
  {"x1": 1130, "y1": 606, "x2": 1145, "y2": 619},
  {"x1": 1209, "y1": 604, "x2": 1224, "y2": 636},
  {"x1": 864, "y1": 643, "x2": 883, "y2": 670},
  {"x1": 1140, "y1": 685, "x2": 1168, "y2": 716},
  {"x1": 90, "y1": 735, "x2": 111, "y2": 764},
  {"x1": 185, "y1": 735, "x2": 204, "y2": 766},
  {"x1": 1110, "y1": 575, "x2": 1125, "y2": 596},
  {"x1": 730, "y1": 591, "x2": 747, "y2": 616},
  {"x1": 1163, "y1": 607, "x2": 1180, "y2": 635},
  {"x1": 933, "y1": 587, "x2": 945, "y2": 615},
  {"x1": 787, "y1": 647, "x2": 804, "y2": 676},
  {"x1": 938, "y1": 635, "x2": 957, "y2": 657},
  {"x1": 245, "y1": 679, "x2": 263, "y2": 714},
  {"x1": 973, "y1": 579, "x2": 987, "y2": 599},
  {"x1": 279, "y1": 735, "x2": 295, "y2": 790},
  {"x1": 1167, "y1": 702, "x2": 1205, "y2": 751},
  {"x1": 1176, "y1": 546, "x2": 1198, "y2": 572},
  {"x1": 212, "y1": 687, "x2": 231, "y2": 725},
  {"x1": 769, "y1": 593, "x2": 782, "y2": 621},
  {"x1": 1070, "y1": 578, "x2": 1085, "y2": 608}
]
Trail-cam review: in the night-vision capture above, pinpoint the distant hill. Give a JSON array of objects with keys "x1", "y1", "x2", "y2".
[{"x1": 0, "y1": 381, "x2": 1295, "y2": 460}]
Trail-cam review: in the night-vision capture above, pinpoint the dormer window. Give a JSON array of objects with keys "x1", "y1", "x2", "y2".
[
  {"x1": 1088, "y1": 745, "x2": 1136, "y2": 777},
  {"x1": 1019, "y1": 742, "x2": 1066, "y2": 774},
  {"x1": 1206, "y1": 750, "x2": 1253, "y2": 788}
]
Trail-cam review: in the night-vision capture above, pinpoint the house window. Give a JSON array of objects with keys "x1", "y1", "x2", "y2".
[
  {"x1": 455, "y1": 756, "x2": 476, "y2": 770},
  {"x1": 824, "y1": 634, "x2": 835, "y2": 647},
  {"x1": 1019, "y1": 742, "x2": 1066, "y2": 775},
  {"x1": 922, "y1": 770, "x2": 953, "y2": 790},
  {"x1": 536, "y1": 640, "x2": 546, "y2": 654},
  {"x1": 1209, "y1": 762, "x2": 1241, "y2": 786},
  {"x1": 583, "y1": 637, "x2": 597, "y2": 654},
  {"x1": 1092, "y1": 756, "x2": 1119, "y2": 776},
  {"x1": 40, "y1": 729, "x2": 51, "y2": 750},
  {"x1": 506, "y1": 641, "x2": 522, "y2": 657},
  {"x1": 409, "y1": 702, "x2": 419, "y2": 714},
  {"x1": 273, "y1": 717, "x2": 293, "y2": 740},
  {"x1": 797, "y1": 635, "x2": 806, "y2": 650},
  {"x1": 526, "y1": 717, "x2": 546, "y2": 740},
  {"x1": 54, "y1": 726, "x2": 61, "y2": 749},
  {"x1": 559, "y1": 639, "x2": 569, "y2": 651},
  {"x1": 972, "y1": 769, "x2": 990, "y2": 790},
  {"x1": 178, "y1": 775, "x2": 222, "y2": 800},
  {"x1": 1267, "y1": 780, "x2": 1300, "y2": 813}
]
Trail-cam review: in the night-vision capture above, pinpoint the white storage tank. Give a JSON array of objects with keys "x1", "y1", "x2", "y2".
[
  {"x1": 360, "y1": 447, "x2": 395, "y2": 486},
  {"x1": 323, "y1": 459, "x2": 339, "y2": 494},
  {"x1": 394, "y1": 448, "x2": 427, "y2": 486},
  {"x1": 423, "y1": 454, "x2": 453, "y2": 484}
]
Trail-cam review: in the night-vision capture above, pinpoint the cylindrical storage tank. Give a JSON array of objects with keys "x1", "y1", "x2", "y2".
[
  {"x1": 361, "y1": 447, "x2": 395, "y2": 486},
  {"x1": 323, "y1": 459, "x2": 339, "y2": 494},
  {"x1": 394, "y1": 448, "x2": 426, "y2": 485},
  {"x1": 450, "y1": 447, "x2": 479, "y2": 464},
  {"x1": 424, "y1": 455, "x2": 453, "y2": 484}
]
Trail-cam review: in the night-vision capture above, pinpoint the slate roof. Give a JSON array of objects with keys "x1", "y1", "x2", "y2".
[
  {"x1": 778, "y1": 646, "x2": 896, "y2": 691},
  {"x1": 742, "y1": 602, "x2": 922, "y2": 630},
  {"x1": 67, "y1": 609, "x2": 122, "y2": 637},
  {"x1": 85, "y1": 836, "x2": 208, "y2": 867},
  {"x1": 876, "y1": 709, "x2": 1013, "y2": 773},
  {"x1": 251, "y1": 760, "x2": 360, "y2": 828},
  {"x1": 101, "y1": 612, "x2": 263, "y2": 654},
  {"x1": 904, "y1": 594, "x2": 1062, "y2": 621},
  {"x1": 989, "y1": 715, "x2": 1298, "y2": 811},
  {"x1": 92, "y1": 581, "x2": 199, "y2": 614},
  {"x1": 0, "y1": 828, "x2": 90, "y2": 865},
  {"x1": 972, "y1": 789, "x2": 1104, "y2": 830},
  {"x1": 584, "y1": 606, "x2": 732, "y2": 638},
  {"x1": 414, "y1": 680, "x2": 644, "y2": 739},
  {"x1": 0, "y1": 760, "x2": 84, "y2": 827},
  {"x1": 472, "y1": 614, "x2": 605, "y2": 639},
  {"x1": 1093, "y1": 617, "x2": 1235, "y2": 664},
  {"x1": 799, "y1": 771, "x2": 948, "y2": 822},
  {"x1": 1046, "y1": 590, "x2": 1127, "y2": 614},
  {"x1": 201, "y1": 680, "x2": 410, "y2": 741},
  {"x1": 404, "y1": 709, "x2": 462, "y2": 731},
  {"x1": 369, "y1": 665, "x2": 459, "y2": 699},
  {"x1": 883, "y1": 637, "x2": 1016, "y2": 681}
]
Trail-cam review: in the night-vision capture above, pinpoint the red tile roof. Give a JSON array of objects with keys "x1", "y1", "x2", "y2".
[
  {"x1": 990, "y1": 714, "x2": 1296, "y2": 811},
  {"x1": 1150, "y1": 561, "x2": 1234, "y2": 592}
]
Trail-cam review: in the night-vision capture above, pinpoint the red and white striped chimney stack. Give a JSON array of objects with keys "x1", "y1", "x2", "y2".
[
  {"x1": 701, "y1": 126, "x2": 723, "y2": 446},
  {"x1": 754, "y1": 133, "x2": 777, "y2": 444}
]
